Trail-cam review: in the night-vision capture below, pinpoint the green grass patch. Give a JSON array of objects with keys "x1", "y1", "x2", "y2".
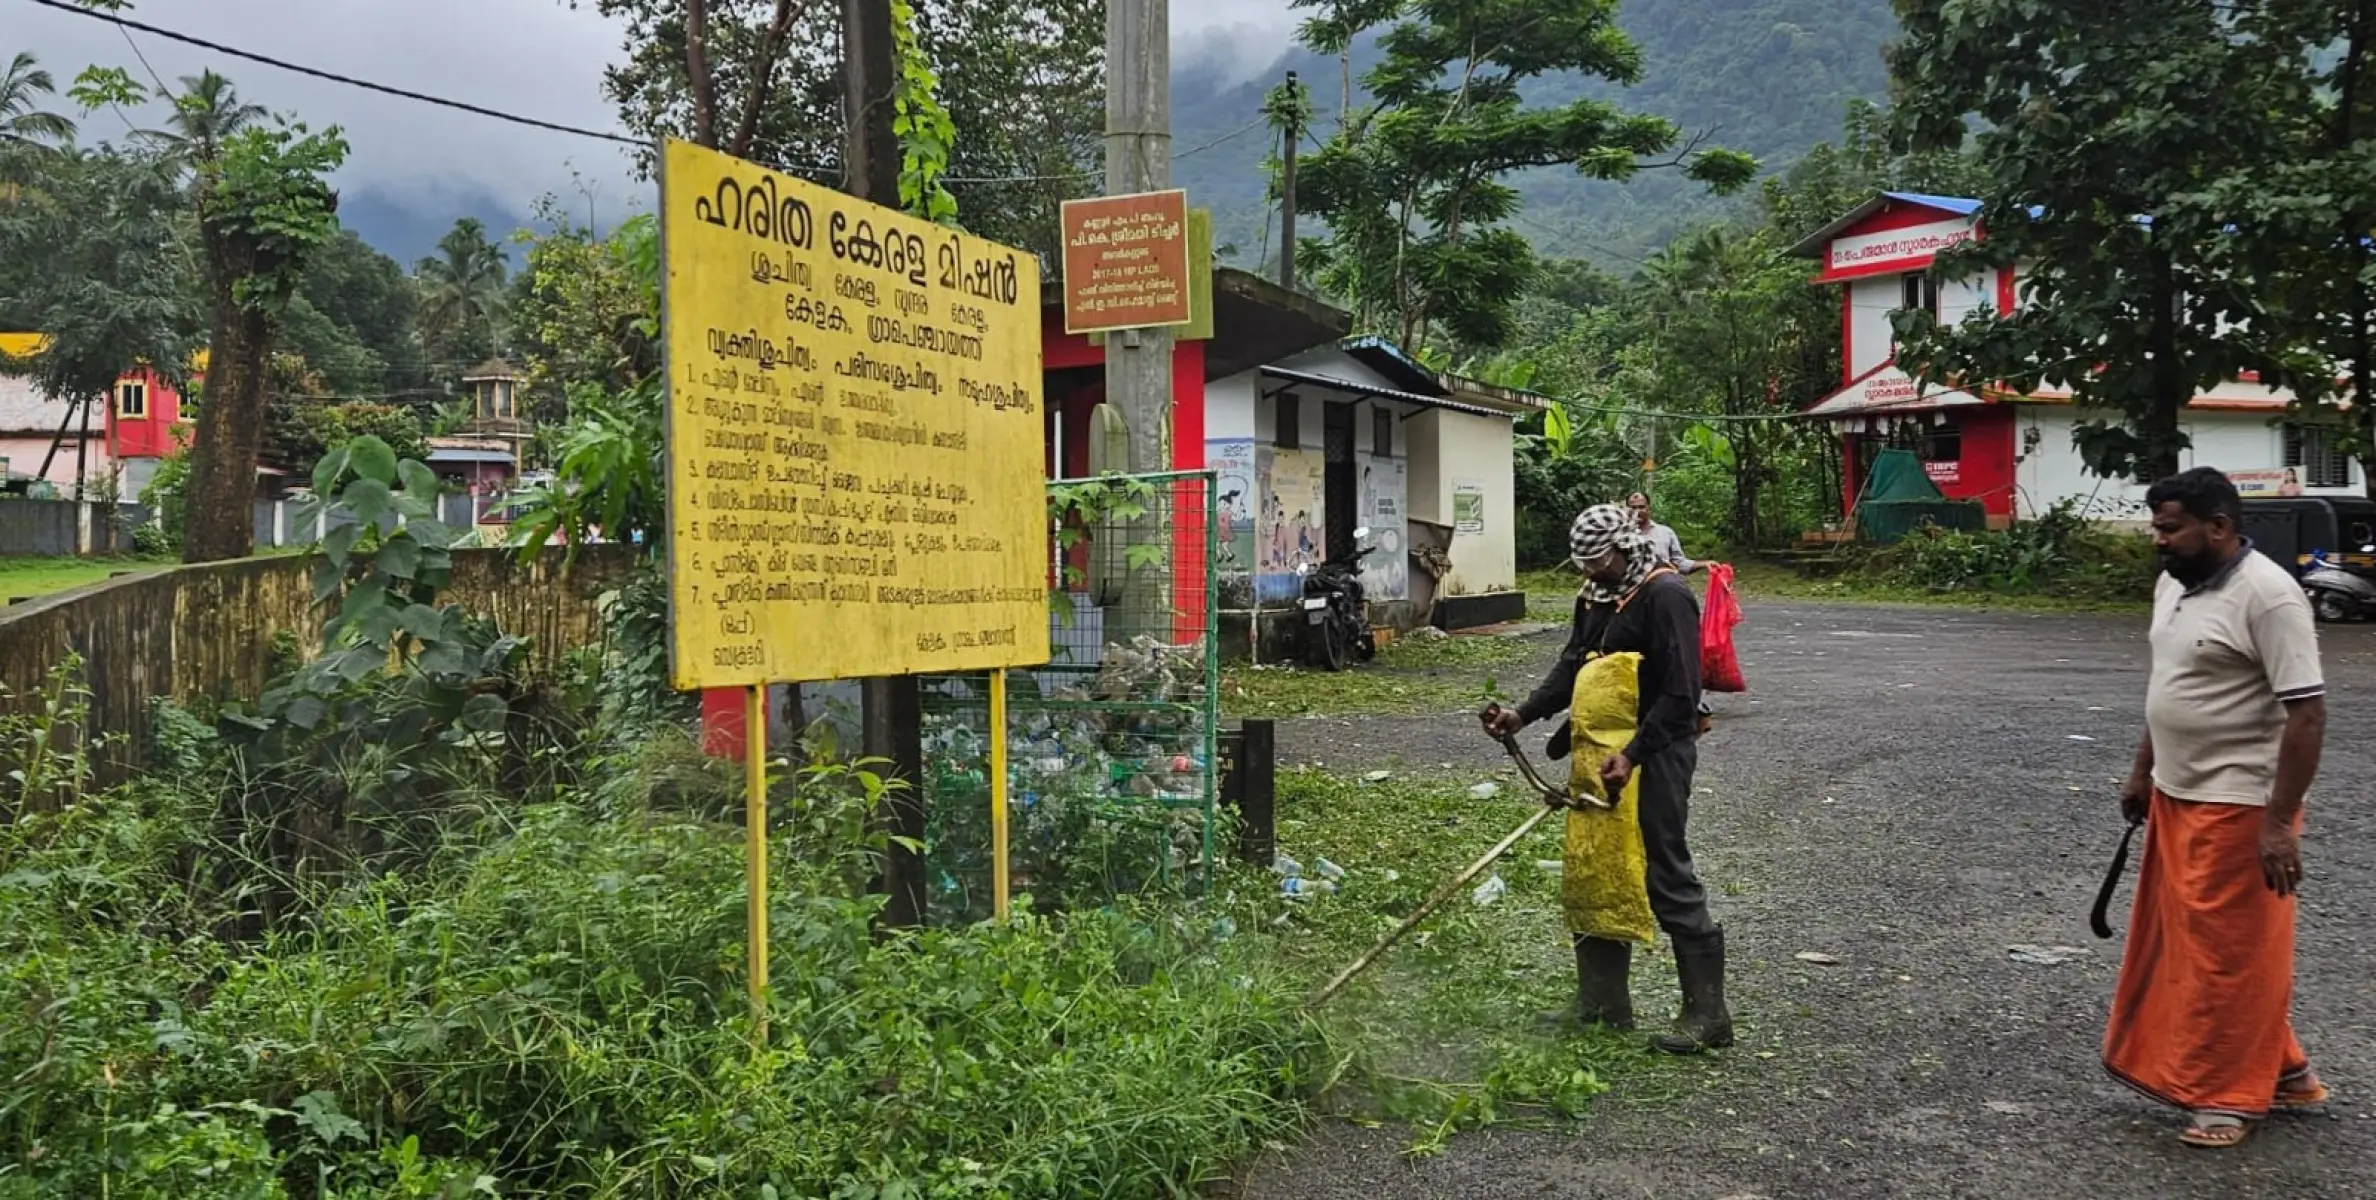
[
  {"x1": 1, "y1": 756, "x2": 1332, "y2": 1198},
  {"x1": 1223, "y1": 631, "x2": 1538, "y2": 719},
  {"x1": 0, "y1": 555, "x2": 162, "y2": 601},
  {"x1": 1234, "y1": 768, "x2": 1705, "y2": 1155}
]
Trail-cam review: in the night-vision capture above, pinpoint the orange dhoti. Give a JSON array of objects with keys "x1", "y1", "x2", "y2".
[{"x1": 2102, "y1": 790, "x2": 2312, "y2": 1118}]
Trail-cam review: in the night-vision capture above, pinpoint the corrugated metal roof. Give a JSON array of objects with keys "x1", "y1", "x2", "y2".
[
  {"x1": 1784, "y1": 191, "x2": 1984, "y2": 259},
  {"x1": 1259, "y1": 365, "x2": 1511, "y2": 420},
  {"x1": 0, "y1": 374, "x2": 81, "y2": 435},
  {"x1": 427, "y1": 447, "x2": 517, "y2": 466},
  {"x1": 1883, "y1": 191, "x2": 1982, "y2": 215}
]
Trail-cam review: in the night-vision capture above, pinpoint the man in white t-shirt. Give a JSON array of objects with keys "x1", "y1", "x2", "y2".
[
  {"x1": 2101, "y1": 467, "x2": 2329, "y2": 1149},
  {"x1": 1627, "y1": 492, "x2": 1705, "y2": 575}
]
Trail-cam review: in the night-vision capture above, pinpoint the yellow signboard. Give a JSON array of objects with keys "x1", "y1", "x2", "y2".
[{"x1": 659, "y1": 138, "x2": 1051, "y2": 689}]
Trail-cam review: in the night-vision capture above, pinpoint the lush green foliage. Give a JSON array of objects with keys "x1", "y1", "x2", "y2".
[
  {"x1": 414, "y1": 218, "x2": 509, "y2": 379},
  {"x1": 0, "y1": 51, "x2": 74, "y2": 151},
  {"x1": 269, "y1": 396, "x2": 427, "y2": 480},
  {"x1": 0, "y1": 138, "x2": 202, "y2": 415},
  {"x1": 201, "y1": 123, "x2": 349, "y2": 314},
  {"x1": 506, "y1": 211, "x2": 663, "y2": 562},
  {"x1": 1292, "y1": 0, "x2": 1756, "y2": 350},
  {"x1": 1184, "y1": 0, "x2": 1905, "y2": 271},
  {"x1": 1887, "y1": 0, "x2": 2313, "y2": 480},
  {"x1": 1862, "y1": 503, "x2": 2166, "y2": 598},
  {"x1": 590, "y1": 0, "x2": 1101, "y2": 257},
  {"x1": 889, "y1": 0, "x2": 960, "y2": 224},
  {"x1": 0, "y1": 756, "x2": 1327, "y2": 1196}
]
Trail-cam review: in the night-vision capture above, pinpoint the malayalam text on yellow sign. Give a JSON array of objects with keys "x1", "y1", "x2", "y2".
[{"x1": 660, "y1": 138, "x2": 1051, "y2": 688}]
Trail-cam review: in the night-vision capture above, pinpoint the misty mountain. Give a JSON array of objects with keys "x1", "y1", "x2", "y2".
[
  {"x1": 337, "y1": 183, "x2": 538, "y2": 269},
  {"x1": 1174, "y1": 0, "x2": 1902, "y2": 271},
  {"x1": 334, "y1": 0, "x2": 1899, "y2": 275}
]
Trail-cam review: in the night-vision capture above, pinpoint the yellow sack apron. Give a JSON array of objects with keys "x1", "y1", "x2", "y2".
[{"x1": 1561, "y1": 651, "x2": 1657, "y2": 944}]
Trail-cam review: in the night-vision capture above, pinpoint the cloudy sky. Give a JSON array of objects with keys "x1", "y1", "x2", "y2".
[{"x1": 11, "y1": 0, "x2": 1295, "y2": 219}]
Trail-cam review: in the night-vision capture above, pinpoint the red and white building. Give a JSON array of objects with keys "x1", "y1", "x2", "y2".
[
  {"x1": 0, "y1": 332, "x2": 189, "y2": 499},
  {"x1": 1790, "y1": 192, "x2": 2366, "y2": 524}
]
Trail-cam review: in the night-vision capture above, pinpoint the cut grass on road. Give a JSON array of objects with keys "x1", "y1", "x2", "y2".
[
  {"x1": 1520, "y1": 560, "x2": 2151, "y2": 616},
  {"x1": 0, "y1": 555, "x2": 160, "y2": 602},
  {"x1": 1239, "y1": 768, "x2": 1712, "y2": 1157},
  {"x1": 1224, "y1": 629, "x2": 1539, "y2": 719}
]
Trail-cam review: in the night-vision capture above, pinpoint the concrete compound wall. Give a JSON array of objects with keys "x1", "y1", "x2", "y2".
[
  {"x1": 0, "y1": 501, "x2": 150, "y2": 557},
  {"x1": 0, "y1": 545, "x2": 636, "y2": 788}
]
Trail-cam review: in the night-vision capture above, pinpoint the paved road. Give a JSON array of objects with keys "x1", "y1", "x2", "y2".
[{"x1": 1242, "y1": 600, "x2": 2376, "y2": 1200}]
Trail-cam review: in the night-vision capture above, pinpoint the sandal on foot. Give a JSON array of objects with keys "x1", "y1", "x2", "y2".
[
  {"x1": 2274, "y1": 1073, "x2": 2330, "y2": 1111},
  {"x1": 2179, "y1": 1113, "x2": 2251, "y2": 1149}
]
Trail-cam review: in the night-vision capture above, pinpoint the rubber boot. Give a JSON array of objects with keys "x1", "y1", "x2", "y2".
[
  {"x1": 1651, "y1": 929, "x2": 1733, "y2": 1055},
  {"x1": 1540, "y1": 936, "x2": 1634, "y2": 1031}
]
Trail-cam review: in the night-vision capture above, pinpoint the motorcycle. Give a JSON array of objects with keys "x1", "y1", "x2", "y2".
[
  {"x1": 2303, "y1": 546, "x2": 2376, "y2": 622},
  {"x1": 1296, "y1": 527, "x2": 1379, "y2": 672}
]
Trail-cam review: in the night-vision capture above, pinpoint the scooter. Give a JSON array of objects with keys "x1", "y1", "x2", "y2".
[
  {"x1": 1295, "y1": 527, "x2": 1378, "y2": 672},
  {"x1": 2302, "y1": 547, "x2": 2376, "y2": 622}
]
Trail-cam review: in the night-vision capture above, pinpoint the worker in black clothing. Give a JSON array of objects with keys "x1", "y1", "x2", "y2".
[{"x1": 1481, "y1": 502, "x2": 1731, "y2": 1055}]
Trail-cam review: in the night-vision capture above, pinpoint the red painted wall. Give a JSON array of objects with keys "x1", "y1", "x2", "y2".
[
  {"x1": 1931, "y1": 408, "x2": 2017, "y2": 517},
  {"x1": 106, "y1": 366, "x2": 185, "y2": 461},
  {"x1": 1841, "y1": 200, "x2": 1968, "y2": 239}
]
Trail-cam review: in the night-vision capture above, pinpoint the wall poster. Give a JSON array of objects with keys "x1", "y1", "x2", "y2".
[
  {"x1": 1357, "y1": 454, "x2": 1408, "y2": 602},
  {"x1": 1256, "y1": 445, "x2": 1325, "y2": 604}
]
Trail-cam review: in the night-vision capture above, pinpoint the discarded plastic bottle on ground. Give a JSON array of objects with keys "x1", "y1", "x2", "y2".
[
  {"x1": 1281, "y1": 876, "x2": 1337, "y2": 898},
  {"x1": 1470, "y1": 874, "x2": 1508, "y2": 906},
  {"x1": 1272, "y1": 853, "x2": 1304, "y2": 878},
  {"x1": 1313, "y1": 857, "x2": 1346, "y2": 882}
]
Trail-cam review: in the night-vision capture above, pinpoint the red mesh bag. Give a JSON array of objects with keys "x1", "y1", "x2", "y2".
[{"x1": 1700, "y1": 562, "x2": 1746, "y2": 693}]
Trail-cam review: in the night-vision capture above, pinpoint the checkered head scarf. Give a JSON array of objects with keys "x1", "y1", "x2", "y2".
[{"x1": 1569, "y1": 503, "x2": 1656, "y2": 604}]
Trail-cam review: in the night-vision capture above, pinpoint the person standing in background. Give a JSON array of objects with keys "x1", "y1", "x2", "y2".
[{"x1": 1628, "y1": 492, "x2": 1706, "y2": 575}]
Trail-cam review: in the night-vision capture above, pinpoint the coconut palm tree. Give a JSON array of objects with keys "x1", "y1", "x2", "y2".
[
  {"x1": 141, "y1": 70, "x2": 265, "y2": 169},
  {"x1": 416, "y1": 218, "x2": 510, "y2": 361},
  {"x1": 0, "y1": 52, "x2": 76, "y2": 149}
]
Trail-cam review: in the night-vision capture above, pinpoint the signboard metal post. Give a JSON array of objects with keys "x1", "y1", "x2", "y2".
[
  {"x1": 744, "y1": 684, "x2": 768, "y2": 1029},
  {"x1": 990, "y1": 669, "x2": 1011, "y2": 921}
]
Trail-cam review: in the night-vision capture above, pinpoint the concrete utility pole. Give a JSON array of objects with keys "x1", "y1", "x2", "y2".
[
  {"x1": 1105, "y1": 0, "x2": 1173, "y2": 477},
  {"x1": 1279, "y1": 71, "x2": 1299, "y2": 294},
  {"x1": 843, "y1": 0, "x2": 927, "y2": 932}
]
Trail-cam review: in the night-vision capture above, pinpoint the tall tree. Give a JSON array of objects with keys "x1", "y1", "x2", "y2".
[
  {"x1": 137, "y1": 70, "x2": 264, "y2": 169},
  {"x1": 2175, "y1": 0, "x2": 2376, "y2": 483},
  {"x1": 1292, "y1": 0, "x2": 1756, "y2": 352},
  {"x1": 299, "y1": 228, "x2": 427, "y2": 394},
  {"x1": 415, "y1": 217, "x2": 509, "y2": 371},
  {"x1": 587, "y1": 0, "x2": 1101, "y2": 256},
  {"x1": 0, "y1": 144, "x2": 201, "y2": 492},
  {"x1": 1632, "y1": 227, "x2": 1828, "y2": 544},
  {"x1": 0, "y1": 52, "x2": 76, "y2": 149},
  {"x1": 182, "y1": 115, "x2": 349, "y2": 562},
  {"x1": 1886, "y1": 0, "x2": 2299, "y2": 481}
]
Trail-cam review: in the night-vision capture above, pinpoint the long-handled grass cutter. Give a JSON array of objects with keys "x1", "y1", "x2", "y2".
[{"x1": 1305, "y1": 704, "x2": 1609, "y2": 1010}]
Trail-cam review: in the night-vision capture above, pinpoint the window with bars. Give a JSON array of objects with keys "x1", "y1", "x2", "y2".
[
  {"x1": 115, "y1": 380, "x2": 148, "y2": 419},
  {"x1": 2283, "y1": 424, "x2": 2352, "y2": 489}
]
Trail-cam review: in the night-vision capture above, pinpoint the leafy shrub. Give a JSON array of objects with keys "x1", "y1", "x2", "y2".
[
  {"x1": 0, "y1": 755, "x2": 1325, "y2": 1197},
  {"x1": 136, "y1": 448, "x2": 190, "y2": 556},
  {"x1": 1865, "y1": 501, "x2": 2154, "y2": 602}
]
